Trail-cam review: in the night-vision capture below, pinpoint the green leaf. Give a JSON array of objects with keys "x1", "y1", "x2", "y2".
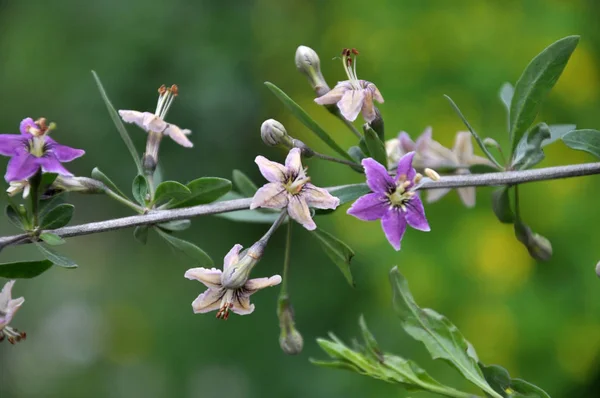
[
  {"x1": 155, "y1": 229, "x2": 213, "y2": 266},
  {"x1": 92, "y1": 71, "x2": 144, "y2": 175},
  {"x1": 469, "y1": 164, "x2": 500, "y2": 174},
  {"x1": 39, "y1": 232, "x2": 66, "y2": 246},
  {"x1": 327, "y1": 183, "x2": 370, "y2": 206},
  {"x1": 561, "y1": 129, "x2": 600, "y2": 158},
  {"x1": 40, "y1": 204, "x2": 74, "y2": 230},
  {"x1": 264, "y1": 82, "x2": 355, "y2": 162},
  {"x1": 157, "y1": 220, "x2": 192, "y2": 231},
  {"x1": 213, "y1": 192, "x2": 280, "y2": 223},
  {"x1": 132, "y1": 174, "x2": 149, "y2": 206},
  {"x1": 232, "y1": 169, "x2": 258, "y2": 197},
  {"x1": 347, "y1": 146, "x2": 366, "y2": 164},
  {"x1": 358, "y1": 315, "x2": 383, "y2": 362},
  {"x1": 40, "y1": 193, "x2": 66, "y2": 218},
  {"x1": 499, "y1": 82, "x2": 514, "y2": 114},
  {"x1": 40, "y1": 173, "x2": 59, "y2": 193},
  {"x1": 153, "y1": 181, "x2": 191, "y2": 205},
  {"x1": 363, "y1": 125, "x2": 387, "y2": 166},
  {"x1": 91, "y1": 167, "x2": 126, "y2": 198},
  {"x1": 492, "y1": 187, "x2": 515, "y2": 224},
  {"x1": 169, "y1": 177, "x2": 232, "y2": 208},
  {"x1": 511, "y1": 123, "x2": 551, "y2": 170},
  {"x1": 542, "y1": 124, "x2": 576, "y2": 147},
  {"x1": 0, "y1": 260, "x2": 54, "y2": 279},
  {"x1": 309, "y1": 358, "x2": 362, "y2": 373},
  {"x1": 310, "y1": 228, "x2": 355, "y2": 287},
  {"x1": 389, "y1": 267, "x2": 502, "y2": 398},
  {"x1": 35, "y1": 243, "x2": 78, "y2": 268},
  {"x1": 509, "y1": 36, "x2": 579, "y2": 153},
  {"x1": 6, "y1": 205, "x2": 25, "y2": 230},
  {"x1": 133, "y1": 226, "x2": 149, "y2": 245},
  {"x1": 444, "y1": 95, "x2": 502, "y2": 169},
  {"x1": 480, "y1": 364, "x2": 551, "y2": 398}
]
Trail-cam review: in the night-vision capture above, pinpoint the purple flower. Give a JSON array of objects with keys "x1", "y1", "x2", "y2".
[
  {"x1": 347, "y1": 152, "x2": 430, "y2": 250},
  {"x1": 250, "y1": 148, "x2": 340, "y2": 230},
  {"x1": 314, "y1": 48, "x2": 383, "y2": 123},
  {"x1": 0, "y1": 118, "x2": 85, "y2": 182},
  {"x1": 0, "y1": 280, "x2": 26, "y2": 344}
]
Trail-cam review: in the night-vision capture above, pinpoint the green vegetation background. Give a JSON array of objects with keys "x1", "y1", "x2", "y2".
[{"x1": 1, "y1": 0, "x2": 599, "y2": 397}]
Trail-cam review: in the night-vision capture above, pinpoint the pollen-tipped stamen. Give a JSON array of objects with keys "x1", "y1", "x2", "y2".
[
  {"x1": 1, "y1": 326, "x2": 26, "y2": 344},
  {"x1": 155, "y1": 84, "x2": 178, "y2": 120}
]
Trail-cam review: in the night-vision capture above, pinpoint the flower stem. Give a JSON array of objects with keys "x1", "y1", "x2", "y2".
[
  {"x1": 312, "y1": 151, "x2": 360, "y2": 168},
  {"x1": 259, "y1": 210, "x2": 288, "y2": 244},
  {"x1": 104, "y1": 188, "x2": 145, "y2": 213},
  {"x1": 279, "y1": 220, "x2": 292, "y2": 297},
  {"x1": 29, "y1": 170, "x2": 43, "y2": 228}
]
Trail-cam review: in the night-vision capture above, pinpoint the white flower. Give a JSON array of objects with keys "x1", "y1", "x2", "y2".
[
  {"x1": 0, "y1": 280, "x2": 26, "y2": 344},
  {"x1": 6, "y1": 180, "x2": 31, "y2": 199}
]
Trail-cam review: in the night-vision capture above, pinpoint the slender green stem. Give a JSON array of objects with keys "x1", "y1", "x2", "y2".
[
  {"x1": 311, "y1": 151, "x2": 360, "y2": 167},
  {"x1": 279, "y1": 220, "x2": 292, "y2": 297},
  {"x1": 146, "y1": 173, "x2": 156, "y2": 201},
  {"x1": 259, "y1": 210, "x2": 288, "y2": 245},
  {"x1": 514, "y1": 184, "x2": 521, "y2": 221},
  {"x1": 29, "y1": 171, "x2": 42, "y2": 228},
  {"x1": 105, "y1": 188, "x2": 145, "y2": 213}
]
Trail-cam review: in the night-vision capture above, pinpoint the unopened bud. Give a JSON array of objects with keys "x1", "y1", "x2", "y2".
[
  {"x1": 278, "y1": 297, "x2": 303, "y2": 355},
  {"x1": 221, "y1": 241, "x2": 265, "y2": 289},
  {"x1": 295, "y1": 45, "x2": 330, "y2": 97},
  {"x1": 595, "y1": 261, "x2": 600, "y2": 278},
  {"x1": 515, "y1": 222, "x2": 552, "y2": 261},
  {"x1": 483, "y1": 137, "x2": 501, "y2": 150},
  {"x1": 261, "y1": 119, "x2": 293, "y2": 148},
  {"x1": 424, "y1": 168, "x2": 441, "y2": 181},
  {"x1": 51, "y1": 176, "x2": 105, "y2": 194}
]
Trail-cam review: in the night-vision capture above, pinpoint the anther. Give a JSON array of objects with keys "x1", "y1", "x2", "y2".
[
  {"x1": 158, "y1": 84, "x2": 167, "y2": 95},
  {"x1": 170, "y1": 84, "x2": 179, "y2": 96}
]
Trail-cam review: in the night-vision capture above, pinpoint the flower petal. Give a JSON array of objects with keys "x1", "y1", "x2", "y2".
[
  {"x1": 118, "y1": 110, "x2": 146, "y2": 128},
  {"x1": 284, "y1": 148, "x2": 303, "y2": 176},
  {"x1": 255, "y1": 155, "x2": 287, "y2": 183},
  {"x1": 360, "y1": 90, "x2": 377, "y2": 123},
  {"x1": 302, "y1": 184, "x2": 339, "y2": 210},
  {"x1": 184, "y1": 267, "x2": 223, "y2": 289},
  {"x1": 143, "y1": 113, "x2": 168, "y2": 132},
  {"x1": 230, "y1": 294, "x2": 255, "y2": 315},
  {"x1": 362, "y1": 158, "x2": 394, "y2": 193},
  {"x1": 314, "y1": 81, "x2": 351, "y2": 105},
  {"x1": 396, "y1": 152, "x2": 416, "y2": 183},
  {"x1": 0, "y1": 280, "x2": 16, "y2": 310},
  {"x1": 45, "y1": 138, "x2": 85, "y2": 162},
  {"x1": 398, "y1": 132, "x2": 416, "y2": 152},
  {"x1": 191, "y1": 289, "x2": 223, "y2": 314},
  {"x1": 164, "y1": 124, "x2": 193, "y2": 148},
  {"x1": 457, "y1": 187, "x2": 476, "y2": 208},
  {"x1": 364, "y1": 81, "x2": 384, "y2": 103},
  {"x1": 337, "y1": 89, "x2": 365, "y2": 122},
  {"x1": 426, "y1": 188, "x2": 451, "y2": 203},
  {"x1": 39, "y1": 154, "x2": 73, "y2": 177},
  {"x1": 405, "y1": 196, "x2": 430, "y2": 231},
  {"x1": 452, "y1": 132, "x2": 474, "y2": 164},
  {"x1": 5, "y1": 154, "x2": 40, "y2": 182},
  {"x1": 381, "y1": 208, "x2": 407, "y2": 251},
  {"x1": 19, "y1": 118, "x2": 37, "y2": 135},
  {"x1": 245, "y1": 275, "x2": 282, "y2": 292},
  {"x1": 0, "y1": 281, "x2": 24, "y2": 330},
  {"x1": 347, "y1": 193, "x2": 389, "y2": 221},
  {"x1": 250, "y1": 182, "x2": 288, "y2": 210},
  {"x1": 0, "y1": 135, "x2": 27, "y2": 156},
  {"x1": 287, "y1": 196, "x2": 316, "y2": 230},
  {"x1": 223, "y1": 244, "x2": 243, "y2": 273}
]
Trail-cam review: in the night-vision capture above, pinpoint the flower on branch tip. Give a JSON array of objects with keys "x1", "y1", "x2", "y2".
[
  {"x1": 347, "y1": 152, "x2": 430, "y2": 251},
  {"x1": 185, "y1": 243, "x2": 281, "y2": 319},
  {"x1": 314, "y1": 48, "x2": 383, "y2": 123},
  {"x1": 0, "y1": 280, "x2": 26, "y2": 344},
  {"x1": 0, "y1": 117, "x2": 85, "y2": 182},
  {"x1": 250, "y1": 148, "x2": 340, "y2": 230},
  {"x1": 118, "y1": 84, "x2": 193, "y2": 148}
]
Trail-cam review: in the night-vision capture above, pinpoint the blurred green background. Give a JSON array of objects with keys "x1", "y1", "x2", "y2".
[{"x1": 1, "y1": 0, "x2": 600, "y2": 397}]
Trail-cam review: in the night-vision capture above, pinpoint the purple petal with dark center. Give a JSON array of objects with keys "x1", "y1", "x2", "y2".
[
  {"x1": 396, "y1": 152, "x2": 416, "y2": 185},
  {"x1": 45, "y1": 138, "x2": 85, "y2": 162},
  {"x1": 5, "y1": 154, "x2": 40, "y2": 182},
  {"x1": 362, "y1": 158, "x2": 394, "y2": 194},
  {"x1": 38, "y1": 154, "x2": 73, "y2": 176},
  {"x1": 405, "y1": 195, "x2": 430, "y2": 231},
  {"x1": 0, "y1": 135, "x2": 27, "y2": 156},
  {"x1": 347, "y1": 193, "x2": 389, "y2": 221},
  {"x1": 19, "y1": 118, "x2": 37, "y2": 135},
  {"x1": 381, "y1": 208, "x2": 407, "y2": 251}
]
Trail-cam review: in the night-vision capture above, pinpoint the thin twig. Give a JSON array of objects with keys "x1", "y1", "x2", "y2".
[{"x1": 1, "y1": 162, "x2": 599, "y2": 248}]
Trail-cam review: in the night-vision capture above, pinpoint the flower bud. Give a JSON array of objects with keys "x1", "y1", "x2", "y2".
[
  {"x1": 527, "y1": 233, "x2": 553, "y2": 262},
  {"x1": 595, "y1": 261, "x2": 600, "y2": 278},
  {"x1": 261, "y1": 119, "x2": 294, "y2": 148},
  {"x1": 51, "y1": 176, "x2": 106, "y2": 194},
  {"x1": 483, "y1": 137, "x2": 502, "y2": 151},
  {"x1": 295, "y1": 45, "x2": 330, "y2": 97},
  {"x1": 221, "y1": 241, "x2": 265, "y2": 289},
  {"x1": 277, "y1": 297, "x2": 303, "y2": 355}
]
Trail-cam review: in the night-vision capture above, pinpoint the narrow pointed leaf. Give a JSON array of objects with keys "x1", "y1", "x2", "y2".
[
  {"x1": 389, "y1": 267, "x2": 502, "y2": 398},
  {"x1": 509, "y1": 36, "x2": 579, "y2": 153},
  {"x1": 133, "y1": 226, "x2": 149, "y2": 245},
  {"x1": 480, "y1": 364, "x2": 551, "y2": 398},
  {"x1": 39, "y1": 232, "x2": 66, "y2": 246},
  {"x1": 155, "y1": 229, "x2": 213, "y2": 267},
  {"x1": 40, "y1": 204, "x2": 74, "y2": 230},
  {"x1": 6, "y1": 205, "x2": 25, "y2": 230},
  {"x1": 92, "y1": 71, "x2": 144, "y2": 175},
  {"x1": 0, "y1": 260, "x2": 54, "y2": 279},
  {"x1": 169, "y1": 177, "x2": 232, "y2": 208},
  {"x1": 348, "y1": 146, "x2": 366, "y2": 164},
  {"x1": 511, "y1": 123, "x2": 551, "y2": 170},
  {"x1": 40, "y1": 193, "x2": 66, "y2": 218},
  {"x1": 132, "y1": 174, "x2": 149, "y2": 206},
  {"x1": 153, "y1": 181, "x2": 191, "y2": 205},
  {"x1": 35, "y1": 243, "x2": 77, "y2": 268},
  {"x1": 232, "y1": 169, "x2": 258, "y2": 197},
  {"x1": 157, "y1": 219, "x2": 192, "y2": 231},
  {"x1": 492, "y1": 187, "x2": 515, "y2": 224},
  {"x1": 499, "y1": 82, "x2": 514, "y2": 114},
  {"x1": 561, "y1": 129, "x2": 600, "y2": 158},
  {"x1": 542, "y1": 124, "x2": 576, "y2": 147},
  {"x1": 327, "y1": 183, "x2": 370, "y2": 206},
  {"x1": 264, "y1": 82, "x2": 355, "y2": 162},
  {"x1": 91, "y1": 167, "x2": 127, "y2": 198},
  {"x1": 358, "y1": 315, "x2": 383, "y2": 362},
  {"x1": 310, "y1": 228, "x2": 354, "y2": 287},
  {"x1": 363, "y1": 125, "x2": 387, "y2": 166}
]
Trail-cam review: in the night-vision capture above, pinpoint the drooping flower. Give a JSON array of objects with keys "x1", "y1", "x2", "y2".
[
  {"x1": 422, "y1": 131, "x2": 494, "y2": 208},
  {"x1": 7, "y1": 180, "x2": 31, "y2": 198},
  {"x1": 0, "y1": 118, "x2": 85, "y2": 182},
  {"x1": 250, "y1": 148, "x2": 340, "y2": 230},
  {"x1": 185, "y1": 243, "x2": 281, "y2": 319},
  {"x1": 314, "y1": 48, "x2": 383, "y2": 123},
  {"x1": 0, "y1": 280, "x2": 26, "y2": 344},
  {"x1": 347, "y1": 152, "x2": 430, "y2": 250},
  {"x1": 118, "y1": 85, "x2": 193, "y2": 148}
]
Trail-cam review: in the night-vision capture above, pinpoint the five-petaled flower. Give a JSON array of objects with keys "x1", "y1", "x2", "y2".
[
  {"x1": 250, "y1": 148, "x2": 339, "y2": 230},
  {"x1": 347, "y1": 152, "x2": 430, "y2": 250},
  {"x1": 118, "y1": 84, "x2": 193, "y2": 148},
  {"x1": 0, "y1": 118, "x2": 85, "y2": 182},
  {"x1": 0, "y1": 280, "x2": 26, "y2": 344},
  {"x1": 314, "y1": 48, "x2": 383, "y2": 123},
  {"x1": 185, "y1": 243, "x2": 281, "y2": 319}
]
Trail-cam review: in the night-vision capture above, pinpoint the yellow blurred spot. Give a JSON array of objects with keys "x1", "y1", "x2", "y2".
[
  {"x1": 554, "y1": 44, "x2": 600, "y2": 106},
  {"x1": 556, "y1": 322, "x2": 600, "y2": 382},
  {"x1": 105, "y1": 303, "x2": 152, "y2": 364}
]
